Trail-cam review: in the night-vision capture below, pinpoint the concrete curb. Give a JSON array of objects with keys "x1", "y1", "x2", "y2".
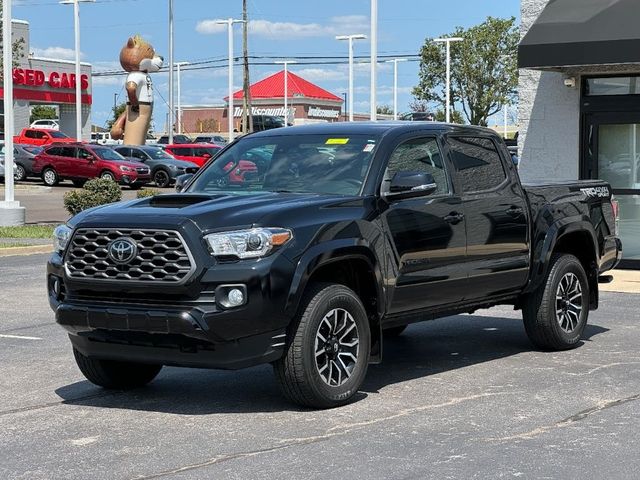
[{"x1": 0, "y1": 245, "x2": 52, "y2": 257}]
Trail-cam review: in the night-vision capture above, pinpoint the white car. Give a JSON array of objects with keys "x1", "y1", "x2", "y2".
[
  {"x1": 30, "y1": 119, "x2": 59, "y2": 130},
  {"x1": 91, "y1": 132, "x2": 123, "y2": 145}
]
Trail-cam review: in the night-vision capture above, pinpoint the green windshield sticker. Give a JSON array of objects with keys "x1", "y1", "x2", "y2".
[{"x1": 325, "y1": 138, "x2": 349, "y2": 145}]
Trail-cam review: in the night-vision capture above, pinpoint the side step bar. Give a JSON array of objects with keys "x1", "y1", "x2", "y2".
[{"x1": 598, "y1": 275, "x2": 614, "y2": 284}]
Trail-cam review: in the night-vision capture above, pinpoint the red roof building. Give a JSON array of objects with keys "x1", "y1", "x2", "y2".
[
  {"x1": 228, "y1": 70, "x2": 343, "y2": 103},
  {"x1": 181, "y1": 70, "x2": 345, "y2": 135}
]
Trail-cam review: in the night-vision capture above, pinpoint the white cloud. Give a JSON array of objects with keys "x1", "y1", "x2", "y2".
[
  {"x1": 31, "y1": 46, "x2": 83, "y2": 61},
  {"x1": 197, "y1": 15, "x2": 369, "y2": 39},
  {"x1": 92, "y1": 76, "x2": 125, "y2": 86},
  {"x1": 294, "y1": 68, "x2": 346, "y2": 82}
]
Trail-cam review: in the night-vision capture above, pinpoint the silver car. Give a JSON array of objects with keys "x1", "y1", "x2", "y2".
[{"x1": 0, "y1": 144, "x2": 43, "y2": 181}]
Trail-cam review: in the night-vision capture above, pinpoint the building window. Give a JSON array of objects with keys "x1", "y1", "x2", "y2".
[{"x1": 585, "y1": 77, "x2": 640, "y2": 96}]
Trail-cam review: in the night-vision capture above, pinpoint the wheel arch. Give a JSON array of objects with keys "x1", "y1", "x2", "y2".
[
  {"x1": 285, "y1": 240, "x2": 386, "y2": 363},
  {"x1": 527, "y1": 218, "x2": 599, "y2": 309}
]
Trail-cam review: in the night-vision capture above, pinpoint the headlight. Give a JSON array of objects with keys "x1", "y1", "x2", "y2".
[
  {"x1": 119, "y1": 165, "x2": 134, "y2": 172},
  {"x1": 204, "y1": 228, "x2": 292, "y2": 259},
  {"x1": 53, "y1": 224, "x2": 72, "y2": 253}
]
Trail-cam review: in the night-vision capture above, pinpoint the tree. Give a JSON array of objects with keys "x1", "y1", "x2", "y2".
[
  {"x1": 107, "y1": 102, "x2": 126, "y2": 129},
  {"x1": 30, "y1": 105, "x2": 57, "y2": 124},
  {"x1": 376, "y1": 104, "x2": 393, "y2": 115},
  {"x1": 433, "y1": 109, "x2": 464, "y2": 124},
  {"x1": 412, "y1": 16, "x2": 518, "y2": 126}
]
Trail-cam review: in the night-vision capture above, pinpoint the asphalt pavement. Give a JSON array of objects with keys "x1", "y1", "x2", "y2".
[{"x1": 1, "y1": 253, "x2": 640, "y2": 479}]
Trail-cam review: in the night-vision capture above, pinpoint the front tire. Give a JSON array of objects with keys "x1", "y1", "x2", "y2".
[
  {"x1": 273, "y1": 283, "x2": 371, "y2": 408},
  {"x1": 73, "y1": 348, "x2": 162, "y2": 389},
  {"x1": 522, "y1": 254, "x2": 589, "y2": 351},
  {"x1": 154, "y1": 169, "x2": 171, "y2": 188},
  {"x1": 100, "y1": 171, "x2": 116, "y2": 182}
]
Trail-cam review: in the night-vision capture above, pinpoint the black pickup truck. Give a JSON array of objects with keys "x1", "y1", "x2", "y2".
[{"x1": 48, "y1": 123, "x2": 622, "y2": 408}]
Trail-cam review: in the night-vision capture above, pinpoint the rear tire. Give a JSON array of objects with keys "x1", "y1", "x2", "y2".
[
  {"x1": 73, "y1": 348, "x2": 162, "y2": 389},
  {"x1": 42, "y1": 167, "x2": 59, "y2": 186},
  {"x1": 14, "y1": 164, "x2": 26, "y2": 181},
  {"x1": 522, "y1": 254, "x2": 589, "y2": 351},
  {"x1": 273, "y1": 283, "x2": 370, "y2": 408}
]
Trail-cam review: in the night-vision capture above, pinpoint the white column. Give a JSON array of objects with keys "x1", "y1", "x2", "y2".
[
  {"x1": 2, "y1": 0, "x2": 14, "y2": 202},
  {"x1": 227, "y1": 18, "x2": 234, "y2": 140},
  {"x1": 445, "y1": 41, "x2": 451, "y2": 123},
  {"x1": 503, "y1": 104, "x2": 508, "y2": 138},
  {"x1": 370, "y1": 0, "x2": 377, "y2": 121}
]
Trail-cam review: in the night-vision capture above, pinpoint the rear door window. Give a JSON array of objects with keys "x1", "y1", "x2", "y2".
[
  {"x1": 46, "y1": 146, "x2": 63, "y2": 156},
  {"x1": 59, "y1": 146, "x2": 76, "y2": 158},
  {"x1": 447, "y1": 136, "x2": 507, "y2": 193}
]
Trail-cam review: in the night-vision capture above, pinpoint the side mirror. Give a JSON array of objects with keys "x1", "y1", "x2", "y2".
[
  {"x1": 385, "y1": 171, "x2": 437, "y2": 199},
  {"x1": 202, "y1": 153, "x2": 211, "y2": 159},
  {"x1": 86, "y1": 155, "x2": 95, "y2": 162},
  {"x1": 175, "y1": 173, "x2": 194, "y2": 193},
  {"x1": 511, "y1": 154, "x2": 519, "y2": 166}
]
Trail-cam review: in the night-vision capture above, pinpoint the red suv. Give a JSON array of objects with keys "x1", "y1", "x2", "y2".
[
  {"x1": 163, "y1": 143, "x2": 222, "y2": 167},
  {"x1": 32, "y1": 144, "x2": 151, "y2": 189}
]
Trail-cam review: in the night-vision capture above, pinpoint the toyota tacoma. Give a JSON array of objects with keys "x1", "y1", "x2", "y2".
[{"x1": 48, "y1": 123, "x2": 622, "y2": 408}]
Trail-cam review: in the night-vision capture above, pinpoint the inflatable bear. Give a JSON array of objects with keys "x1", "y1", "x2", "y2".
[{"x1": 110, "y1": 35, "x2": 163, "y2": 145}]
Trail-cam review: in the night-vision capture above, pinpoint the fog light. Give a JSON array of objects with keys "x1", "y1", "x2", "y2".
[
  {"x1": 52, "y1": 277, "x2": 60, "y2": 296},
  {"x1": 227, "y1": 288, "x2": 245, "y2": 307},
  {"x1": 215, "y1": 284, "x2": 247, "y2": 309}
]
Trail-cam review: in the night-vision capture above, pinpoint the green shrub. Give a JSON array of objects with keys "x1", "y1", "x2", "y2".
[
  {"x1": 136, "y1": 188, "x2": 160, "y2": 199},
  {"x1": 63, "y1": 178, "x2": 122, "y2": 216}
]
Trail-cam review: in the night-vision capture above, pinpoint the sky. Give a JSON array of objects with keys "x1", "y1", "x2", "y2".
[{"x1": 14, "y1": 0, "x2": 520, "y2": 133}]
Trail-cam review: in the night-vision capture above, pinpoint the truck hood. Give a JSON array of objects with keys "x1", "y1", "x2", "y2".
[{"x1": 68, "y1": 192, "x2": 362, "y2": 232}]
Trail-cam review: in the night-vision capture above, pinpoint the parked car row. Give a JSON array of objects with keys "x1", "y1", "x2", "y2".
[{"x1": 5, "y1": 142, "x2": 222, "y2": 189}]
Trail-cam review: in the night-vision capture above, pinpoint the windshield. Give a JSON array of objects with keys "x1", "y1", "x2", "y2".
[
  {"x1": 142, "y1": 147, "x2": 174, "y2": 160},
  {"x1": 93, "y1": 148, "x2": 125, "y2": 161},
  {"x1": 24, "y1": 146, "x2": 43, "y2": 154},
  {"x1": 49, "y1": 131, "x2": 69, "y2": 138},
  {"x1": 187, "y1": 134, "x2": 379, "y2": 196}
]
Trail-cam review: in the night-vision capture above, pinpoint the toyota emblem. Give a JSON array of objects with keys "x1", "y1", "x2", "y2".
[{"x1": 108, "y1": 238, "x2": 137, "y2": 264}]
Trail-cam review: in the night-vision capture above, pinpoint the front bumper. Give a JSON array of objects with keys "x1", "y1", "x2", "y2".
[{"x1": 47, "y1": 239, "x2": 295, "y2": 369}]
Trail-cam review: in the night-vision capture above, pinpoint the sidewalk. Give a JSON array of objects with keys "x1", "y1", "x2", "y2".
[{"x1": 601, "y1": 269, "x2": 640, "y2": 294}]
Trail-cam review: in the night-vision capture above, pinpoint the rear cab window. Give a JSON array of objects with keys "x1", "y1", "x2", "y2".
[{"x1": 447, "y1": 136, "x2": 508, "y2": 193}]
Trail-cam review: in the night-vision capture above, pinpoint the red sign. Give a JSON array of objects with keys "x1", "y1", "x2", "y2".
[{"x1": 12, "y1": 68, "x2": 89, "y2": 91}]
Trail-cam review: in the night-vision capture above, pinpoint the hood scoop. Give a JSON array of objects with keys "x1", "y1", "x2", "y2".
[{"x1": 147, "y1": 194, "x2": 219, "y2": 208}]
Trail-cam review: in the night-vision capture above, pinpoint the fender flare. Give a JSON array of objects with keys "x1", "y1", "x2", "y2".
[
  {"x1": 525, "y1": 216, "x2": 598, "y2": 294},
  {"x1": 285, "y1": 239, "x2": 386, "y2": 364}
]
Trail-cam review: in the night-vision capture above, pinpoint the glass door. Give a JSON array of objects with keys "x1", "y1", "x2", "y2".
[{"x1": 584, "y1": 112, "x2": 640, "y2": 266}]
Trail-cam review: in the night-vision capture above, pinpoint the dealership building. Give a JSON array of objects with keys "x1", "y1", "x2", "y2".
[
  {"x1": 181, "y1": 70, "x2": 344, "y2": 134},
  {"x1": 0, "y1": 20, "x2": 92, "y2": 140},
  {"x1": 519, "y1": 0, "x2": 640, "y2": 268}
]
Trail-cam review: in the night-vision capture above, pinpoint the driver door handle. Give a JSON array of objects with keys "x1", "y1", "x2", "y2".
[
  {"x1": 443, "y1": 212, "x2": 464, "y2": 224},
  {"x1": 506, "y1": 205, "x2": 524, "y2": 216}
]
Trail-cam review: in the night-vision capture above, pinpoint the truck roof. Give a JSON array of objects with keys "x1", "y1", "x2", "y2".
[{"x1": 245, "y1": 121, "x2": 499, "y2": 138}]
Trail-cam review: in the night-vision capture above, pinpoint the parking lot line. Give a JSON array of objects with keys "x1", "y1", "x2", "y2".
[{"x1": 0, "y1": 333, "x2": 43, "y2": 340}]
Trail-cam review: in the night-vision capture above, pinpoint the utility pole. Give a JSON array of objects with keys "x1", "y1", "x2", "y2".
[
  {"x1": 385, "y1": 58, "x2": 407, "y2": 120},
  {"x1": 168, "y1": 0, "x2": 174, "y2": 143},
  {"x1": 242, "y1": 0, "x2": 252, "y2": 134},
  {"x1": 275, "y1": 60, "x2": 296, "y2": 127},
  {"x1": 370, "y1": 0, "x2": 377, "y2": 121},
  {"x1": 434, "y1": 37, "x2": 463, "y2": 123},
  {"x1": 214, "y1": 18, "x2": 244, "y2": 141},
  {"x1": 336, "y1": 34, "x2": 366, "y2": 122}
]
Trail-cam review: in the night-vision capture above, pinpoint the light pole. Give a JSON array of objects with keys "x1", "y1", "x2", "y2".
[
  {"x1": 434, "y1": 37, "x2": 463, "y2": 123},
  {"x1": 342, "y1": 92, "x2": 347, "y2": 121},
  {"x1": 275, "y1": 60, "x2": 297, "y2": 127},
  {"x1": 175, "y1": 62, "x2": 189, "y2": 134},
  {"x1": 61, "y1": 0, "x2": 94, "y2": 142},
  {"x1": 215, "y1": 18, "x2": 244, "y2": 141},
  {"x1": 385, "y1": 58, "x2": 407, "y2": 120},
  {"x1": 335, "y1": 34, "x2": 366, "y2": 122},
  {"x1": 370, "y1": 0, "x2": 377, "y2": 121},
  {"x1": 168, "y1": 0, "x2": 174, "y2": 143}
]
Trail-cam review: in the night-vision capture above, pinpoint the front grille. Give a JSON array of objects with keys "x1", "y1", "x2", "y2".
[
  {"x1": 65, "y1": 228, "x2": 194, "y2": 283},
  {"x1": 136, "y1": 167, "x2": 149, "y2": 174}
]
